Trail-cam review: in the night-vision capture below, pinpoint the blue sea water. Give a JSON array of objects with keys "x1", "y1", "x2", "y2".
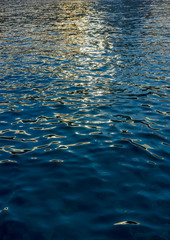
[{"x1": 0, "y1": 0, "x2": 170, "y2": 239}]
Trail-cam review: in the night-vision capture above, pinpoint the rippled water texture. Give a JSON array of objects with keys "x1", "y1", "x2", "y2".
[{"x1": 0, "y1": 0, "x2": 170, "y2": 239}]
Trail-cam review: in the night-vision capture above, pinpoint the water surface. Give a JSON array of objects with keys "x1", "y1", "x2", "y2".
[{"x1": 0, "y1": 0, "x2": 170, "y2": 239}]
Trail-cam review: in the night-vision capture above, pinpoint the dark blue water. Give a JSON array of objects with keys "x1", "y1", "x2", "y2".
[{"x1": 0, "y1": 0, "x2": 170, "y2": 239}]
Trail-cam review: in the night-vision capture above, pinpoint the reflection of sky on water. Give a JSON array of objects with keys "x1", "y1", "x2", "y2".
[
  {"x1": 1, "y1": 0, "x2": 168, "y2": 75},
  {"x1": 0, "y1": 0, "x2": 169, "y2": 102},
  {"x1": 0, "y1": 0, "x2": 169, "y2": 116}
]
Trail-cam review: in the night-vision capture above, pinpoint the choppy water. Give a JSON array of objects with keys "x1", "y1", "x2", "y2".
[{"x1": 0, "y1": 0, "x2": 170, "y2": 239}]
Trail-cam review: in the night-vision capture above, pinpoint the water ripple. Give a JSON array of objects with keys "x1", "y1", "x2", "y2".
[{"x1": 0, "y1": 0, "x2": 170, "y2": 239}]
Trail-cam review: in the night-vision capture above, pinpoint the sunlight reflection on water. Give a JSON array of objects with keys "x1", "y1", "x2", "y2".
[{"x1": 0, "y1": 0, "x2": 170, "y2": 239}]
